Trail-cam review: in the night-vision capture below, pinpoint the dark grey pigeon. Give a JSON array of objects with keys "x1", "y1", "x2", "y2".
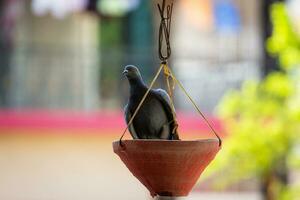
[{"x1": 123, "y1": 65, "x2": 179, "y2": 140}]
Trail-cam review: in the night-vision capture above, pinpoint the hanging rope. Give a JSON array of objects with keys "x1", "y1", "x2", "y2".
[
  {"x1": 163, "y1": 65, "x2": 222, "y2": 147},
  {"x1": 163, "y1": 64, "x2": 178, "y2": 135},
  {"x1": 156, "y1": 0, "x2": 221, "y2": 146},
  {"x1": 119, "y1": 63, "x2": 222, "y2": 146},
  {"x1": 119, "y1": 0, "x2": 222, "y2": 147},
  {"x1": 157, "y1": 0, "x2": 178, "y2": 136}
]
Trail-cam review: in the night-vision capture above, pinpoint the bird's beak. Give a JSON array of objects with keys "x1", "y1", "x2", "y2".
[{"x1": 123, "y1": 70, "x2": 128, "y2": 76}]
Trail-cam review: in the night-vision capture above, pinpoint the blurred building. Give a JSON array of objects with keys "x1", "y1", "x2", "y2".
[
  {"x1": 173, "y1": 0, "x2": 262, "y2": 112},
  {"x1": 1, "y1": 0, "x2": 156, "y2": 111},
  {"x1": 7, "y1": 1, "x2": 100, "y2": 110},
  {"x1": 0, "y1": 0, "x2": 290, "y2": 200},
  {"x1": 1, "y1": 0, "x2": 266, "y2": 112}
]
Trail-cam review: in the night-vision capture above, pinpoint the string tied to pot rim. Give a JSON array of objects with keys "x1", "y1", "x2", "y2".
[{"x1": 113, "y1": 0, "x2": 222, "y2": 197}]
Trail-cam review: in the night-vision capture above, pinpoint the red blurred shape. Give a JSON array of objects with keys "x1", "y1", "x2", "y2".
[{"x1": 113, "y1": 139, "x2": 221, "y2": 197}]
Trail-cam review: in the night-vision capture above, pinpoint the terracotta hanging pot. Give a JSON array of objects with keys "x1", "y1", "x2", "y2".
[{"x1": 113, "y1": 139, "x2": 221, "y2": 197}]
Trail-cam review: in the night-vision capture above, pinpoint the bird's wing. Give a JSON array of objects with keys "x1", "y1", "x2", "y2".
[
  {"x1": 124, "y1": 104, "x2": 139, "y2": 139},
  {"x1": 152, "y1": 88, "x2": 176, "y2": 122},
  {"x1": 153, "y1": 88, "x2": 180, "y2": 140}
]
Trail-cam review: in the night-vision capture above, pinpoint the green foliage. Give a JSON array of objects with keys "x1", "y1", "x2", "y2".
[
  {"x1": 280, "y1": 185, "x2": 300, "y2": 200},
  {"x1": 267, "y1": 3, "x2": 300, "y2": 69},
  {"x1": 208, "y1": 73, "x2": 296, "y2": 184},
  {"x1": 207, "y1": 3, "x2": 300, "y2": 198}
]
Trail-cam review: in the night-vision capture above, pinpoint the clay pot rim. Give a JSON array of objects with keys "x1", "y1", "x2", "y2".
[
  {"x1": 114, "y1": 139, "x2": 221, "y2": 149},
  {"x1": 115, "y1": 138, "x2": 220, "y2": 143},
  {"x1": 113, "y1": 139, "x2": 222, "y2": 153}
]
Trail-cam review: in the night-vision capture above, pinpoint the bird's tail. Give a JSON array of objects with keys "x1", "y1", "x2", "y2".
[
  {"x1": 171, "y1": 131, "x2": 180, "y2": 140},
  {"x1": 166, "y1": 120, "x2": 180, "y2": 140}
]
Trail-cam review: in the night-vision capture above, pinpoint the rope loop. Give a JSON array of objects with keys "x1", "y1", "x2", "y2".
[{"x1": 158, "y1": 0, "x2": 173, "y2": 63}]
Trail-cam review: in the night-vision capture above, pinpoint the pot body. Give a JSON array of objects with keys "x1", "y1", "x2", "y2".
[{"x1": 113, "y1": 139, "x2": 221, "y2": 197}]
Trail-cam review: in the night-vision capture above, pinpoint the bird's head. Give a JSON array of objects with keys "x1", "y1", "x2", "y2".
[{"x1": 123, "y1": 65, "x2": 142, "y2": 81}]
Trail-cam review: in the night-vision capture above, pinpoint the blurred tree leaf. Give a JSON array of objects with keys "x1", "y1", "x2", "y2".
[
  {"x1": 267, "y1": 3, "x2": 300, "y2": 69},
  {"x1": 206, "y1": 3, "x2": 300, "y2": 199}
]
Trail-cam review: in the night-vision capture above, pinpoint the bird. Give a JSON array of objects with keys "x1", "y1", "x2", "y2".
[{"x1": 123, "y1": 65, "x2": 179, "y2": 140}]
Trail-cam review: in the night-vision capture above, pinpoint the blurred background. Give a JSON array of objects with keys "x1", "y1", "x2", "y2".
[{"x1": 0, "y1": 0, "x2": 299, "y2": 199}]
